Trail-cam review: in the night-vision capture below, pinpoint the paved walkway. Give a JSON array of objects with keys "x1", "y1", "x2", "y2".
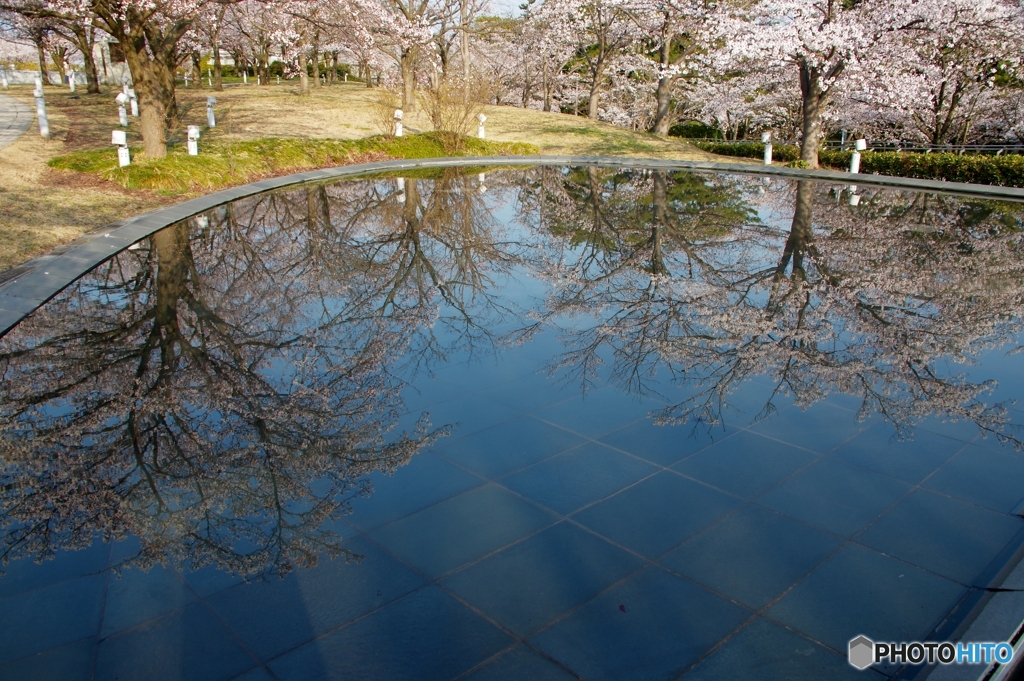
[{"x1": 0, "y1": 93, "x2": 34, "y2": 149}]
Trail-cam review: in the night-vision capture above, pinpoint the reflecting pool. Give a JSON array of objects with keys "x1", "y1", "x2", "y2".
[{"x1": 3, "y1": 166, "x2": 1024, "y2": 681}]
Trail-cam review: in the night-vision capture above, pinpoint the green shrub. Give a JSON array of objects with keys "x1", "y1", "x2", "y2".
[{"x1": 695, "y1": 141, "x2": 1024, "y2": 188}]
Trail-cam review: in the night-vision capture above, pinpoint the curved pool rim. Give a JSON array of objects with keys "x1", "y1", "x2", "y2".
[{"x1": 2, "y1": 154, "x2": 1023, "y2": 339}]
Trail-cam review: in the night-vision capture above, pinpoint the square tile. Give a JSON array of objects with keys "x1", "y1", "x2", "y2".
[
  {"x1": 479, "y1": 372, "x2": 582, "y2": 412},
  {"x1": 345, "y1": 453, "x2": 483, "y2": 531},
  {"x1": 268, "y1": 586, "x2": 513, "y2": 681},
  {"x1": 0, "y1": 637, "x2": 95, "y2": 681},
  {"x1": 684, "y1": 618, "x2": 881, "y2": 681},
  {"x1": 924, "y1": 445, "x2": 1024, "y2": 513},
  {"x1": 857, "y1": 489, "x2": 1024, "y2": 584},
  {"x1": 371, "y1": 484, "x2": 557, "y2": 578},
  {"x1": 95, "y1": 603, "x2": 255, "y2": 681},
  {"x1": 831, "y1": 424, "x2": 966, "y2": 484},
  {"x1": 206, "y1": 535, "x2": 427, "y2": 661},
  {"x1": 0, "y1": 574, "x2": 105, "y2": 664},
  {"x1": 441, "y1": 522, "x2": 645, "y2": 636},
  {"x1": 599, "y1": 419, "x2": 733, "y2": 467},
  {"x1": 662, "y1": 505, "x2": 844, "y2": 610},
  {"x1": 397, "y1": 395, "x2": 520, "y2": 444},
  {"x1": 400, "y1": 378, "x2": 467, "y2": 413},
  {"x1": 673, "y1": 431, "x2": 817, "y2": 499},
  {"x1": 101, "y1": 565, "x2": 197, "y2": 636},
  {"x1": 461, "y1": 645, "x2": 576, "y2": 681},
  {"x1": 530, "y1": 566, "x2": 750, "y2": 681},
  {"x1": 757, "y1": 459, "x2": 912, "y2": 537},
  {"x1": 0, "y1": 541, "x2": 109, "y2": 599},
  {"x1": 768, "y1": 544, "x2": 965, "y2": 654},
  {"x1": 500, "y1": 442, "x2": 658, "y2": 515},
  {"x1": 749, "y1": 402, "x2": 863, "y2": 453},
  {"x1": 534, "y1": 388, "x2": 659, "y2": 438},
  {"x1": 434, "y1": 418, "x2": 584, "y2": 479},
  {"x1": 573, "y1": 472, "x2": 742, "y2": 558}
]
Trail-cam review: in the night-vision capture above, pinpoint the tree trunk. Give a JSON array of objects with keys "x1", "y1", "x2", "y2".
[
  {"x1": 212, "y1": 41, "x2": 223, "y2": 91},
  {"x1": 51, "y1": 49, "x2": 67, "y2": 85},
  {"x1": 798, "y1": 60, "x2": 827, "y2": 168},
  {"x1": 71, "y1": 24, "x2": 101, "y2": 94},
  {"x1": 123, "y1": 41, "x2": 177, "y2": 158},
  {"x1": 587, "y1": 66, "x2": 603, "y2": 119},
  {"x1": 298, "y1": 52, "x2": 310, "y2": 96},
  {"x1": 542, "y1": 58, "x2": 551, "y2": 112},
  {"x1": 651, "y1": 32, "x2": 673, "y2": 135},
  {"x1": 400, "y1": 48, "x2": 416, "y2": 113},
  {"x1": 311, "y1": 38, "x2": 321, "y2": 88},
  {"x1": 36, "y1": 42, "x2": 48, "y2": 85}
]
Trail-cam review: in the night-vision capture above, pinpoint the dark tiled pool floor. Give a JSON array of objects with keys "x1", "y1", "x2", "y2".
[{"x1": 3, "y1": 351, "x2": 1024, "y2": 681}]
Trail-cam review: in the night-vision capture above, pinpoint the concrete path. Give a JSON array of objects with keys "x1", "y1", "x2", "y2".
[{"x1": 0, "y1": 93, "x2": 34, "y2": 149}]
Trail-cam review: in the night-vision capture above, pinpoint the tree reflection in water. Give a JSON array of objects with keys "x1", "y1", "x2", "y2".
[
  {"x1": 1, "y1": 165, "x2": 1023, "y2": 581},
  {"x1": 523, "y1": 167, "x2": 1024, "y2": 445}
]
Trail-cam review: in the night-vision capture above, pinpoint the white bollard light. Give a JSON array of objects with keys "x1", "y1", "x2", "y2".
[
  {"x1": 761, "y1": 132, "x2": 772, "y2": 165},
  {"x1": 257, "y1": 74, "x2": 261, "y2": 86},
  {"x1": 344, "y1": 73, "x2": 347, "y2": 82},
  {"x1": 277, "y1": 76, "x2": 281, "y2": 85},
  {"x1": 187, "y1": 125, "x2": 200, "y2": 155},
  {"x1": 850, "y1": 138, "x2": 867, "y2": 174},
  {"x1": 34, "y1": 75, "x2": 42, "y2": 91},
  {"x1": 394, "y1": 109, "x2": 403, "y2": 137},
  {"x1": 128, "y1": 89, "x2": 138, "y2": 117},
  {"x1": 477, "y1": 112, "x2": 486, "y2": 139},
  {"x1": 116, "y1": 92, "x2": 129, "y2": 126},
  {"x1": 1, "y1": 70, "x2": 6, "y2": 89},
  {"x1": 208, "y1": 68, "x2": 213, "y2": 87},
  {"x1": 68, "y1": 71, "x2": 75, "y2": 93},
  {"x1": 243, "y1": 71, "x2": 247, "y2": 85},
  {"x1": 112, "y1": 129, "x2": 130, "y2": 167},
  {"x1": 34, "y1": 86, "x2": 50, "y2": 139},
  {"x1": 207, "y1": 96, "x2": 217, "y2": 128},
  {"x1": 184, "y1": 73, "x2": 190, "y2": 88}
]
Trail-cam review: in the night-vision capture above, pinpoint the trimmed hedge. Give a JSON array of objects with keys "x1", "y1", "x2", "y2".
[{"x1": 693, "y1": 141, "x2": 1024, "y2": 188}]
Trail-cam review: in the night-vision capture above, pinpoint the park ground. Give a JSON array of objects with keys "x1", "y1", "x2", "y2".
[{"x1": 0, "y1": 82, "x2": 724, "y2": 272}]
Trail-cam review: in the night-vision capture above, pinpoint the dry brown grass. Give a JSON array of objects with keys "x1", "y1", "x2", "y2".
[{"x1": 0, "y1": 81, "x2": 726, "y2": 272}]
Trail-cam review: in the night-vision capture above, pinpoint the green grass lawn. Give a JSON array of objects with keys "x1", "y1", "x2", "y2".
[{"x1": 49, "y1": 133, "x2": 537, "y2": 194}]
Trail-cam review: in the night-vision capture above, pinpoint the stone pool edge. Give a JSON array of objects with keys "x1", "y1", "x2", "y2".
[{"x1": 2, "y1": 154, "x2": 1022, "y2": 339}]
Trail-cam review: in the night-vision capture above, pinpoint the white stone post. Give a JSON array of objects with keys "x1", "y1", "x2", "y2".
[
  {"x1": 207, "y1": 96, "x2": 217, "y2": 128},
  {"x1": 68, "y1": 70, "x2": 76, "y2": 92},
  {"x1": 850, "y1": 138, "x2": 867, "y2": 174},
  {"x1": 34, "y1": 84, "x2": 50, "y2": 139},
  {"x1": 344, "y1": 73, "x2": 347, "y2": 82},
  {"x1": 762, "y1": 132, "x2": 772, "y2": 165},
  {"x1": 187, "y1": 125, "x2": 200, "y2": 156},
  {"x1": 477, "y1": 113, "x2": 486, "y2": 139},
  {"x1": 243, "y1": 70, "x2": 247, "y2": 85},
  {"x1": 277, "y1": 76, "x2": 281, "y2": 85},
  {"x1": 394, "y1": 109, "x2": 403, "y2": 137},
  {"x1": 257, "y1": 74, "x2": 261, "y2": 86},
  {"x1": 1, "y1": 69, "x2": 6, "y2": 89},
  {"x1": 127, "y1": 89, "x2": 138, "y2": 117},
  {"x1": 112, "y1": 129, "x2": 130, "y2": 167},
  {"x1": 208, "y1": 68, "x2": 213, "y2": 87},
  {"x1": 184, "y1": 73, "x2": 190, "y2": 88},
  {"x1": 116, "y1": 92, "x2": 129, "y2": 126}
]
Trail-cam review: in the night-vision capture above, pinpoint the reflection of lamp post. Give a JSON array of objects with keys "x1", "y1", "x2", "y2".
[
  {"x1": 761, "y1": 132, "x2": 772, "y2": 165},
  {"x1": 478, "y1": 172, "x2": 487, "y2": 193},
  {"x1": 111, "y1": 129, "x2": 130, "y2": 167},
  {"x1": 477, "y1": 113, "x2": 486, "y2": 139},
  {"x1": 394, "y1": 109, "x2": 403, "y2": 137},
  {"x1": 397, "y1": 177, "x2": 406, "y2": 203},
  {"x1": 187, "y1": 125, "x2": 200, "y2": 156},
  {"x1": 207, "y1": 96, "x2": 217, "y2": 128}
]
